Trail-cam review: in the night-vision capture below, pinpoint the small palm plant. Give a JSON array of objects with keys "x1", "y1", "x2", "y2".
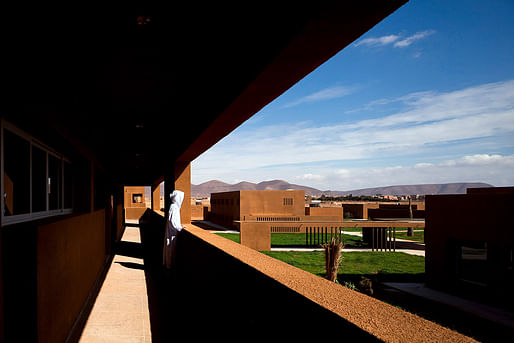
[{"x1": 323, "y1": 236, "x2": 344, "y2": 282}]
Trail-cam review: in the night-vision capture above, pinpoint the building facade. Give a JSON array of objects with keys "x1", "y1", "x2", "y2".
[
  {"x1": 209, "y1": 190, "x2": 306, "y2": 229},
  {"x1": 425, "y1": 187, "x2": 514, "y2": 309}
]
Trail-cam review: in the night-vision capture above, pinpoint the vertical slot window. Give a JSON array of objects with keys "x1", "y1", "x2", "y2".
[{"x1": 3, "y1": 129, "x2": 30, "y2": 216}]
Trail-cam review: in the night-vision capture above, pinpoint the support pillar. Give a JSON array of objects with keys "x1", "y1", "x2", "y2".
[
  {"x1": 175, "y1": 162, "x2": 191, "y2": 225},
  {"x1": 151, "y1": 183, "x2": 161, "y2": 212},
  {"x1": 163, "y1": 162, "x2": 191, "y2": 225}
]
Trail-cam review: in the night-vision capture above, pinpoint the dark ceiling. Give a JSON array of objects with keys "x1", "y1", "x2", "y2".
[{"x1": 1, "y1": 2, "x2": 407, "y2": 186}]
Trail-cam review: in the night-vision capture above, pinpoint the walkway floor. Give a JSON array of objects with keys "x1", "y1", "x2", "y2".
[{"x1": 79, "y1": 227, "x2": 152, "y2": 343}]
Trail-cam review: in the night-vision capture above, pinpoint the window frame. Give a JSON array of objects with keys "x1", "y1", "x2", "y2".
[{"x1": 1, "y1": 119, "x2": 73, "y2": 226}]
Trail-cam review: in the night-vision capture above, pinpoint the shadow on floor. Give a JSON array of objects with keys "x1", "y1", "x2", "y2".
[
  {"x1": 395, "y1": 240, "x2": 425, "y2": 250},
  {"x1": 114, "y1": 240, "x2": 143, "y2": 258},
  {"x1": 138, "y1": 210, "x2": 194, "y2": 341},
  {"x1": 137, "y1": 210, "x2": 378, "y2": 341}
]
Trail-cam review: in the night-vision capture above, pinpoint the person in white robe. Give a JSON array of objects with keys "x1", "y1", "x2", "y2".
[{"x1": 163, "y1": 190, "x2": 184, "y2": 269}]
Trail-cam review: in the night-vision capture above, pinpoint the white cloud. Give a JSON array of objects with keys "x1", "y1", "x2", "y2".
[
  {"x1": 193, "y1": 154, "x2": 514, "y2": 190},
  {"x1": 354, "y1": 34, "x2": 400, "y2": 47},
  {"x1": 283, "y1": 86, "x2": 355, "y2": 108},
  {"x1": 298, "y1": 154, "x2": 513, "y2": 190},
  {"x1": 192, "y1": 80, "x2": 514, "y2": 189},
  {"x1": 323, "y1": 154, "x2": 514, "y2": 190},
  {"x1": 298, "y1": 173, "x2": 324, "y2": 181},
  {"x1": 394, "y1": 30, "x2": 436, "y2": 47},
  {"x1": 354, "y1": 30, "x2": 435, "y2": 49}
]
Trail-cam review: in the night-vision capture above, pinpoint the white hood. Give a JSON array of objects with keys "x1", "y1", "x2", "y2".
[{"x1": 170, "y1": 190, "x2": 184, "y2": 209}]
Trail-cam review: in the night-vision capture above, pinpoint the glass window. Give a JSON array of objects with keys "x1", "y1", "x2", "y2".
[
  {"x1": 2, "y1": 122, "x2": 73, "y2": 224},
  {"x1": 3, "y1": 129, "x2": 30, "y2": 216},
  {"x1": 459, "y1": 241, "x2": 488, "y2": 287},
  {"x1": 32, "y1": 146, "x2": 47, "y2": 212},
  {"x1": 48, "y1": 154, "x2": 62, "y2": 210}
]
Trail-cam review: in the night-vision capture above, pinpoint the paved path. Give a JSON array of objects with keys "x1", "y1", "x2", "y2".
[
  {"x1": 383, "y1": 283, "x2": 514, "y2": 330},
  {"x1": 269, "y1": 247, "x2": 425, "y2": 256},
  {"x1": 79, "y1": 227, "x2": 152, "y2": 343}
]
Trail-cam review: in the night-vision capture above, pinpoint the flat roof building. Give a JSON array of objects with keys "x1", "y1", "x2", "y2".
[
  {"x1": 209, "y1": 190, "x2": 307, "y2": 229},
  {"x1": 208, "y1": 190, "x2": 344, "y2": 250}
]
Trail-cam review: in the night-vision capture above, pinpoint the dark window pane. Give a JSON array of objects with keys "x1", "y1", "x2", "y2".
[
  {"x1": 64, "y1": 162, "x2": 72, "y2": 209},
  {"x1": 132, "y1": 194, "x2": 143, "y2": 203},
  {"x1": 48, "y1": 155, "x2": 62, "y2": 210},
  {"x1": 459, "y1": 241, "x2": 488, "y2": 286},
  {"x1": 3, "y1": 129, "x2": 30, "y2": 216},
  {"x1": 32, "y1": 146, "x2": 47, "y2": 212}
]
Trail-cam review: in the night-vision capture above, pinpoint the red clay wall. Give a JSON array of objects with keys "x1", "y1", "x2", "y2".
[
  {"x1": 124, "y1": 186, "x2": 146, "y2": 208},
  {"x1": 240, "y1": 190, "x2": 305, "y2": 217},
  {"x1": 342, "y1": 203, "x2": 380, "y2": 219},
  {"x1": 240, "y1": 222, "x2": 271, "y2": 251},
  {"x1": 210, "y1": 190, "x2": 306, "y2": 229},
  {"x1": 425, "y1": 191, "x2": 514, "y2": 299},
  {"x1": 305, "y1": 206, "x2": 343, "y2": 221},
  {"x1": 125, "y1": 207, "x2": 147, "y2": 221},
  {"x1": 191, "y1": 204, "x2": 204, "y2": 219},
  {"x1": 37, "y1": 210, "x2": 107, "y2": 343},
  {"x1": 173, "y1": 223, "x2": 476, "y2": 342}
]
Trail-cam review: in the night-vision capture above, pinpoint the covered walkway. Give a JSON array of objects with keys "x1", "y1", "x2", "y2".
[
  {"x1": 77, "y1": 212, "x2": 329, "y2": 342},
  {"x1": 79, "y1": 226, "x2": 151, "y2": 342},
  {"x1": 72, "y1": 210, "x2": 479, "y2": 342}
]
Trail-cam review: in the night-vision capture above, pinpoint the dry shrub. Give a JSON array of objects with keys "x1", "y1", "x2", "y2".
[{"x1": 323, "y1": 237, "x2": 344, "y2": 282}]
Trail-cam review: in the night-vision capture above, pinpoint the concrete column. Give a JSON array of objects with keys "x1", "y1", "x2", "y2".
[
  {"x1": 174, "y1": 162, "x2": 191, "y2": 225},
  {"x1": 163, "y1": 162, "x2": 191, "y2": 225},
  {"x1": 151, "y1": 184, "x2": 161, "y2": 212}
]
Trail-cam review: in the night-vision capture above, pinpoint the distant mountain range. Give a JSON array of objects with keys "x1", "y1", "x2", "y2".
[{"x1": 191, "y1": 180, "x2": 493, "y2": 197}]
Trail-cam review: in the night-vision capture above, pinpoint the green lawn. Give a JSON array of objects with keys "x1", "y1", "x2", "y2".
[
  {"x1": 395, "y1": 230, "x2": 424, "y2": 242},
  {"x1": 215, "y1": 232, "x2": 241, "y2": 243},
  {"x1": 215, "y1": 232, "x2": 366, "y2": 247},
  {"x1": 261, "y1": 250, "x2": 425, "y2": 283}
]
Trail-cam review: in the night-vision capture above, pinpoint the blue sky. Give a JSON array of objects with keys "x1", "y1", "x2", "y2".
[{"x1": 192, "y1": 0, "x2": 514, "y2": 191}]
